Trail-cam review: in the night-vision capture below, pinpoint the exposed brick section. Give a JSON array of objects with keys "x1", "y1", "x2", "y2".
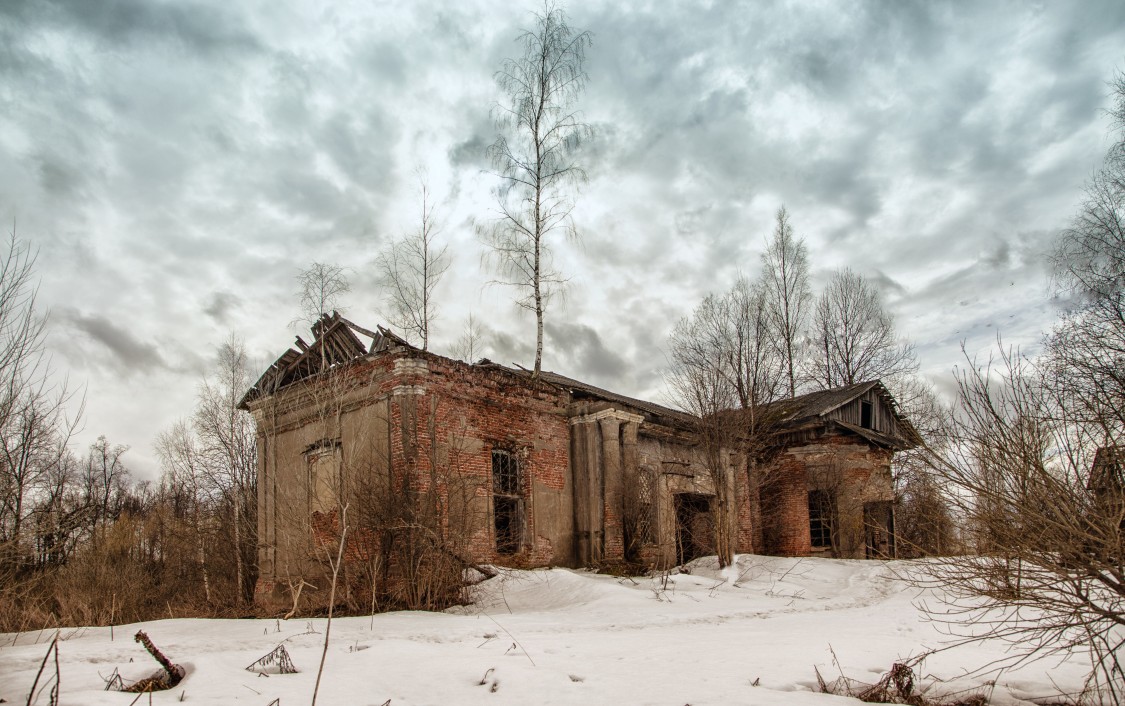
[
  {"x1": 760, "y1": 452, "x2": 813, "y2": 557},
  {"x1": 757, "y1": 433, "x2": 895, "y2": 558},
  {"x1": 734, "y1": 462, "x2": 756, "y2": 553}
]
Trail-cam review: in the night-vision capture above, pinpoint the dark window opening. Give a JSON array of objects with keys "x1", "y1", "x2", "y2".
[
  {"x1": 492, "y1": 449, "x2": 523, "y2": 554},
  {"x1": 860, "y1": 400, "x2": 873, "y2": 429},
  {"x1": 494, "y1": 496, "x2": 520, "y2": 554},
  {"x1": 808, "y1": 490, "x2": 835, "y2": 549},
  {"x1": 626, "y1": 469, "x2": 655, "y2": 562}
]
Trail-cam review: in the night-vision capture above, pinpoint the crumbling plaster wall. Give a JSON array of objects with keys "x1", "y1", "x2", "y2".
[
  {"x1": 401, "y1": 354, "x2": 574, "y2": 568},
  {"x1": 634, "y1": 434, "x2": 745, "y2": 569},
  {"x1": 251, "y1": 355, "x2": 398, "y2": 601},
  {"x1": 251, "y1": 350, "x2": 580, "y2": 606}
]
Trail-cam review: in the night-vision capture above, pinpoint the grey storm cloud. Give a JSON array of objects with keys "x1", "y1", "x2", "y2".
[
  {"x1": 488, "y1": 329, "x2": 536, "y2": 369},
  {"x1": 58, "y1": 308, "x2": 166, "y2": 374},
  {"x1": 545, "y1": 321, "x2": 628, "y2": 384},
  {"x1": 6, "y1": 0, "x2": 263, "y2": 56},
  {"x1": 1, "y1": 0, "x2": 1122, "y2": 477},
  {"x1": 204, "y1": 292, "x2": 241, "y2": 324}
]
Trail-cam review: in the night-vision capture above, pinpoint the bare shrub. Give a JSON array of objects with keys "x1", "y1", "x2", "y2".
[{"x1": 816, "y1": 653, "x2": 990, "y2": 706}]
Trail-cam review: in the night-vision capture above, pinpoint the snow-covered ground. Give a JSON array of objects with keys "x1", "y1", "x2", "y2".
[{"x1": 0, "y1": 556, "x2": 1087, "y2": 705}]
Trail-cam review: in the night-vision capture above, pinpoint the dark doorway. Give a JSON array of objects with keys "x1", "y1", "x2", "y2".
[
  {"x1": 808, "y1": 489, "x2": 836, "y2": 552},
  {"x1": 864, "y1": 501, "x2": 895, "y2": 559},
  {"x1": 675, "y1": 493, "x2": 713, "y2": 565}
]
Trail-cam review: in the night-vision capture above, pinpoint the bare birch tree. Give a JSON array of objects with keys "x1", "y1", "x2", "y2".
[
  {"x1": 296, "y1": 263, "x2": 350, "y2": 325},
  {"x1": 451, "y1": 312, "x2": 486, "y2": 362},
  {"x1": 481, "y1": 2, "x2": 592, "y2": 377},
  {"x1": 377, "y1": 181, "x2": 450, "y2": 350},
  {"x1": 760, "y1": 206, "x2": 811, "y2": 397},
  {"x1": 193, "y1": 336, "x2": 258, "y2": 604},
  {"x1": 155, "y1": 421, "x2": 212, "y2": 603},
  {"x1": 806, "y1": 267, "x2": 917, "y2": 389}
]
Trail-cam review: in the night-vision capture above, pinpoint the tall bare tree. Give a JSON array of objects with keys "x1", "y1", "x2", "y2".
[
  {"x1": 806, "y1": 268, "x2": 917, "y2": 389},
  {"x1": 668, "y1": 293, "x2": 740, "y2": 567},
  {"x1": 156, "y1": 420, "x2": 213, "y2": 603},
  {"x1": 79, "y1": 436, "x2": 130, "y2": 540},
  {"x1": 0, "y1": 233, "x2": 78, "y2": 565},
  {"x1": 481, "y1": 2, "x2": 592, "y2": 377},
  {"x1": 377, "y1": 181, "x2": 450, "y2": 350},
  {"x1": 193, "y1": 336, "x2": 258, "y2": 603},
  {"x1": 153, "y1": 336, "x2": 259, "y2": 605},
  {"x1": 1048, "y1": 71, "x2": 1125, "y2": 440},
  {"x1": 760, "y1": 206, "x2": 811, "y2": 397},
  {"x1": 667, "y1": 279, "x2": 785, "y2": 567}
]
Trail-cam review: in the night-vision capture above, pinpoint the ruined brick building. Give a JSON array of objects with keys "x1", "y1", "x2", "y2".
[{"x1": 241, "y1": 314, "x2": 920, "y2": 602}]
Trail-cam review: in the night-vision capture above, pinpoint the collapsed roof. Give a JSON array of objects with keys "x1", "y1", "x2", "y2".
[{"x1": 238, "y1": 312, "x2": 412, "y2": 409}]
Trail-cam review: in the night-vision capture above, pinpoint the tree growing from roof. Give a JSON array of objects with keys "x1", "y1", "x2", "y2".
[
  {"x1": 760, "y1": 206, "x2": 811, "y2": 398},
  {"x1": 806, "y1": 267, "x2": 918, "y2": 390},
  {"x1": 295, "y1": 263, "x2": 350, "y2": 326},
  {"x1": 451, "y1": 312, "x2": 486, "y2": 362},
  {"x1": 377, "y1": 180, "x2": 450, "y2": 351},
  {"x1": 480, "y1": 2, "x2": 591, "y2": 377}
]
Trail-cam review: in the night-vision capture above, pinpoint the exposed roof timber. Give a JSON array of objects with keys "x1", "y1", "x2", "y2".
[
  {"x1": 832, "y1": 420, "x2": 915, "y2": 451},
  {"x1": 238, "y1": 312, "x2": 413, "y2": 409}
]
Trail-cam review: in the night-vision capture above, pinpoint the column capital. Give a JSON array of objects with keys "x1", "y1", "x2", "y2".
[{"x1": 569, "y1": 408, "x2": 644, "y2": 426}]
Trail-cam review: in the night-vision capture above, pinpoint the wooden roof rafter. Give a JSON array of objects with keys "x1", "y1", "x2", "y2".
[{"x1": 239, "y1": 312, "x2": 414, "y2": 409}]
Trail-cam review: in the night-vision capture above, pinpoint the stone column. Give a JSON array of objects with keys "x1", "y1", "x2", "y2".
[
  {"x1": 585, "y1": 419, "x2": 603, "y2": 563},
  {"x1": 569, "y1": 419, "x2": 593, "y2": 565},
  {"x1": 599, "y1": 416, "x2": 623, "y2": 560}
]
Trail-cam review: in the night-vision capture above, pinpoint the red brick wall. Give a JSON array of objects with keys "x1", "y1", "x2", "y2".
[
  {"x1": 734, "y1": 461, "x2": 756, "y2": 553},
  {"x1": 380, "y1": 353, "x2": 573, "y2": 568},
  {"x1": 760, "y1": 452, "x2": 813, "y2": 556},
  {"x1": 757, "y1": 433, "x2": 895, "y2": 558}
]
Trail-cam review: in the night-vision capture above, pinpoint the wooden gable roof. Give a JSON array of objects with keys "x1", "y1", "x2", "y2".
[{"x1": 764, "y1": 380, "x2": 921, "y2": 450}]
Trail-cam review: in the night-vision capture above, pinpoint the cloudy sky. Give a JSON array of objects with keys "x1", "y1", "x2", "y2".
[{"x1": 1, "y1": 0, "x2": 1123, "y2": 479}]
